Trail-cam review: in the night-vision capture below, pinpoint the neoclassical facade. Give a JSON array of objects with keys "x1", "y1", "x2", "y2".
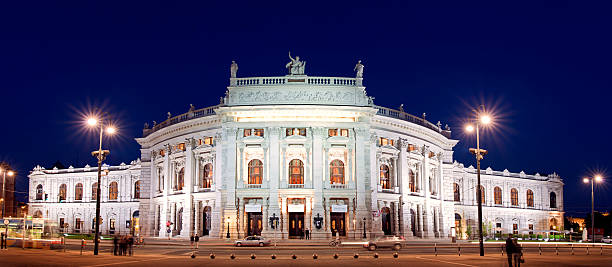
[
  {"x1": 29, "y1": 58, "x2": 564, "y2": 239},
  {"x1": 28, "y1": 161, "x2": 142, "y2": 235}
]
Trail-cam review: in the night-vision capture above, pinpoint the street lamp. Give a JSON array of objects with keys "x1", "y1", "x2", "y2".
[
  {"x1": 226, "y1": 217, "x2": 231, "y2": 239},
  {"x1": 465, "y1": 110, "x2": 493, "y2": 256},
  {"x1": 362, "y1": 217, "x2": 366, "y2": 239},
  {"x1": 583, "y1": 175, "x2": 603, "y2": 243},
  {"x1": 86, "y1": 116, "x2": 116, "y2": 255},
  {"x1": 1, "y1": 167, "x2": 15, "y2": 218}
]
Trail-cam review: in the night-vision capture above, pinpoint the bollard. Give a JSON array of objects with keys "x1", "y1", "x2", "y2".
[
  {"x1": 313, "y1": 254, "x2": 318, "y2": 259},
  {"x1": 501, "y1": 245, "x2": 504, "y2": 256},
  {"x1": 556, "y1": 243, "x2": 558, "y2": 256},
  {"x1": 271, "y1": 254, "x2": 276, "y2": 259},
  {"x1": 210, "y1": 253, "x2": 215, "y2": 259},
  {"x1": 333, "y1": 253, "x2": 339, "y2": 259},
  {"x1": 354, "y1": 253, "x2": 359, "y2": 259},
  {"x1": 292, "y1": 254, "x2": 297, "y2": 259},
  {"x1": 538, "y1": 244, "x2": 542, "y2": 255},
  {"x1": 251, "y1": 254, "x2": 256, "y2": 259},
  {"x1": 80, "y1": 239, "x2": 85, "y2": 255},
  {"x1": 601, "y1": 245, "x2": 603, "y2": 256},
  {"x1": 393, "y1": 252, "x2": 399, "y2": 258},
  {"x1": 434, "y1": 243, "x2": 437, "y2": 256},
  {"x1": 230, "y1": 253, "x2": 236, "y2": 259},
  {"x1": 458, "y1": 244, "x2": 461, "y2": 256},
  {"x1": 587, "y1": 246, "x2": 589, "y2": 255},
  {"x1": 373, "y1": 253, "x2": 379, "y2": 259},
  {"x1": 191, "y1": 252, "x2": 196, "y2": 259},
  {"x1": 571, "y1": 244, "x2": 574, "y2": 255}
]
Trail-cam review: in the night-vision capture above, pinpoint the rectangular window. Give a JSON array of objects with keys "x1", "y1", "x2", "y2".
[
  {"x1": 390, "y1": 139, "x2": 394, "y2": 146},
  {"x1": 528, "y1": 224, "x2": 534, "y2": 235},
  {"x1": 513, "y1": 223, "x2": 518, "y2": 235},
  {"x1": 340, "y1": 129, "x2": 349, "y2": 137},
  {"x1": 380, "y1": 137, "x2": 388, "y2": 146},
  {"x1": 177, "y1": 143, "x2": 185, "y2": 151},
  {"x1": 59, "y1": 218, "x2": 65, "y2": 229},
  {"x1": 204, "y1": 137, "x2": 213, "y2": 145},
  {"x1": 110, "y1": 219, "x2": 116, "y2": 230},
  {"x1": 328, "y1": 129, "x2": 338, "y2": 137},
  {"x1": 160, "y1": 150, "x2": 165, "y2": 157},
  {"x1": 253, "y1": 129, "x2": 264, "y2": 137},
  {"x1": 286, "y1": 128, "x2": 306, "y2": 137},
  {"x1": 244, "y1": 129, "x2": 251, "y2": 137},
  {"x1": 75, "y1": 218, "x2": 81, "y2": 230}
]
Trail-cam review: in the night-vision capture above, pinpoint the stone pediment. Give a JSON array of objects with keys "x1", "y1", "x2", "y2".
[
  {"x1": 285, "y1": 134, "x2": 307, "y2": 144},
  {"x1": 327, "y1": 135, "x2": 349, "y2": 144},
  {"x1": 242, "y1": 135, "x2": 264, "y2": 144}
]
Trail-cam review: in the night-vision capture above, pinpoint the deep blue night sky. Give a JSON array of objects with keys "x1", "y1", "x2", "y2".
[{"x1": 1, "y1": 1, "x2": 610, "y2": 216}]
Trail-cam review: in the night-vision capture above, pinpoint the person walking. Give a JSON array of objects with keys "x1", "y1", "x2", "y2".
[
  {"x1": 128, "y1": 235, "x2": 134, "y2": 256},
  {"x1": 505, "y1": 234, "x2": 515, "y2": 267},
  {"x1": 512, "y1": 238, "x2": 523, "y2": 267},
  {"x1": 194, "y1": 234, "x2": 199, "y2": 249},
  {"x1": 120, "y1": 235, "x2": 127, "y2": 256},
  {"x1": 113, "y1": 234, "x2": 119, "y2": 256},
  {"x1": 190, "y1": 234, "x2": 194, "y2": 249},
  {"x1": 0, "y1": 233, "x2": 5, "y2": 249}
]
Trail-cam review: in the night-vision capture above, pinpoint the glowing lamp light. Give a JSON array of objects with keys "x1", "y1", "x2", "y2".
[
  {"x1": 480, "y1": 115, "x2": 492, "y2": 125},
  {"x1": 106, "y1": 127, "x2": 117, "y2": 135},
  {"x1": 465, "y1": 125, "x2": 474, "y2": 132},
  {"x1": 87, "y1": 118, "x2": 98, "y2": 126},
  {"x1": 595, "y1": 175, "x2": 603, "y2": 182},
  {"x1": 7, "y1": 171, "x2": 14, "y2": 176},
  {"x1": 583, "y1": 178, "x2": 590, "y2": 184}
]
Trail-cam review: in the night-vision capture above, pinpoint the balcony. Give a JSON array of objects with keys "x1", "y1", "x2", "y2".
[
  {"x1": 330, "y1": 183, "x2": 346, "y2": 189},
  {"x1": 247, "y1": 184, "x2": 262, "y2": 189},
  {"x1": 287, "y1": 184, "x2": 304, "y2": 189}
]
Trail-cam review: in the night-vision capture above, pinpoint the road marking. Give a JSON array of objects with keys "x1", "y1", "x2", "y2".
[
  {"x1": 82, "y1": 257, "x2": 169, "y2": 267},
  {"x1": 415, "y1": 256, "x2": 478, "y2": 267}
]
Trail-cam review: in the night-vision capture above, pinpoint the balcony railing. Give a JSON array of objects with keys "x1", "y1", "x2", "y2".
[
  {"x1": 143, "y1": 104, "x2": 221, "y2": 137},
  {"x1": 330, "y1": 184, "x2": 346, "y2": 189},
  {"x1": 247, "y1": 184, "x2": 262, "y2": 189},
  {"x1": 374, "y1": 105, "x2": 451, "y2": 138},
  {"x1": 287, "y1": 184, "x2": 304, "y2": 189},
  {"x1": 232, "y1": 76, "x2": 357, "y2": 87}
]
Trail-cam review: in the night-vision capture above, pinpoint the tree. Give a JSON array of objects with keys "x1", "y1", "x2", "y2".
[{"x1": 466, "y1": 224, "x2": 473, "y2": 240}]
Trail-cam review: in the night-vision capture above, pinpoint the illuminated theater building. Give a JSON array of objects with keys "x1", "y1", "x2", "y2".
[{"x1": 29, "y1": 57, "x2": 564, "y2": 239}]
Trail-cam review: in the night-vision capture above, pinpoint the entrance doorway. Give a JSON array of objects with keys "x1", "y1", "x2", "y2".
[
  {"x1": 381, "y1": 207, "x2": 392, "y2": 235},
  {"x1": 288, "y1": 212, "x2": 304, "y2": 238},
  {"x1": 202, "y1": 206, "x2": 211, "y2": 236},
  {"x1": 330, "y1": 212, "x2": 346, "y2": 236},
  {"x1": 248, "y1": 212, "x2": 263, "y2": 236}
]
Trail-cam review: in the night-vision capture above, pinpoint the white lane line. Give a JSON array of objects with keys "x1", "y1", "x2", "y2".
[
  {"x1": 415, "y1": 256, "x2": 478, "y2": 267},
  {"x1": 82, "y1": 257, "x2": 169, "y2": 267}
]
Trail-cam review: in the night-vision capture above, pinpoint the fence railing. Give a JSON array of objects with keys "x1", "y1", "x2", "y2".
[
  {"x1": 143, "y1": 104, "x2": 221, "y2": 137},
  {"x1": 374, "y1": 105, "x2": 451, "y2": 138},
  {"x1": 232, "y1": 76, "x2": 357, "y2": 87}
]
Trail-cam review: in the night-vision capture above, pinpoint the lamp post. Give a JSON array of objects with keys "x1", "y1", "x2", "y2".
[
  {"x1": 226, "y1": 217, "x2": 231, "y2": 239},
  {"x1": 86, "y1": 116, "x2": 116, "y2": 255},
  {"x1": 583, "y1": 175, "x2": 603, "y2": 243},
  {"x1": 362, "y1": 217, "x2": 366, "y2": 239},
  {"x1": 465, "y1": 110, "x2": 492, "y2": 257},
  {"x1": 1, "y1": 167, "x2": 15, "y2": 218}
]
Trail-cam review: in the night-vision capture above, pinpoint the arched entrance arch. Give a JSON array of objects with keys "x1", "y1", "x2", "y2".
[
  {"x1": 381, "y1": 207, "x2": 392, "y2": 235},
  {"x1": 202, "y1": 206, "x2": 211, "y2": 236}
]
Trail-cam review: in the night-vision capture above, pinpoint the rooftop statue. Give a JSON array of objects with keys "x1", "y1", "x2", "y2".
[
  {"x1": 354, "y1": 60, "x2": 364, "y2": 78},
  {"x1": 230, "y1": 60, "x2": 238, "y2": 78},
  {"x1": 286, "y1": 51, "x2": 306, "y2": 75}
]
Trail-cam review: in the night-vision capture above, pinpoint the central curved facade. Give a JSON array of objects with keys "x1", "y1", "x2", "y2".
[{"x1": 134, "y1": 63, "x2": 563, "y2": 240}]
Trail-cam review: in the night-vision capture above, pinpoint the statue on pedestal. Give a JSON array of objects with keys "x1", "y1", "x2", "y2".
[
  {"x1": 230, "y1": 61, "x2": 238, "y2": 78},
  {"x1": 286, "y1": 51, "x2": 306, "y2": 75},
  {"x1": 354, "y1": 60, "x2": 364, "y2": 78}
]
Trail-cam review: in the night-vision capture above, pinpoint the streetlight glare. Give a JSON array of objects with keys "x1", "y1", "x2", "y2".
[
  {"x1": 465, "y1": 125, "x2": 474, "y2": 132},
  {"x1": 480, "y1": 115, "x2": 492, "y2": 125},
  {"x1": 87, "y1": 117, "x2": 98, "y2": 126},
  {"x1": 7, "y1": 171, "x2": 14, "y2": 176},
  {"x1": 583, "y1": 178, "x2": 589, "y2": 184},
  {"x1": 106, "y1": 126, "x2": 117, "y2": 134},
  {"x1": 595, "y1": 175, "x2": 603, "y2": 182}
]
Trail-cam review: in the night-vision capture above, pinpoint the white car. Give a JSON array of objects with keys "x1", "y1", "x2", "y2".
[
  {"x1": 602, "y1": 236, "x2": 612, "y2": 244},
  {"x1": 234, "y1": 236, "x2": 271, "y2": 247}
]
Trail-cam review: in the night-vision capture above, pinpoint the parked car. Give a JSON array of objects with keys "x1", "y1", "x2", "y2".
[
  {"x1": 363, "y1": 236, "x2": 406, "y2": 251},
  {"x1": 234, "y1": 236, "x2": 271, "y2": 247},
  {"x1": 602, "y1": 236, "x2": 612, "y2": 244}
]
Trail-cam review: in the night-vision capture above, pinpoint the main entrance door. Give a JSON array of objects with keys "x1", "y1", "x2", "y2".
[
  {"x1": 288, "y1": 212, "x2": 304, "y2": 238},
  {"x1": 247, "y1": 212, "x2": 263, "y2": 236},
  {"x1": 381, "y1": 207, "x2": 392, "y2": 235},
  {"x1": 330, "y1": 212, "x2": 346, "y2": 236}
]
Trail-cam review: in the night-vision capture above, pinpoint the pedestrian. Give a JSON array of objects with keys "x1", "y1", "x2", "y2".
[
  {"x1": 190, "y1": 234, "x2": 194, "y2": 249},
  {"x1": 194, "y1": 234, "x2": 199, "y2": 249},
  {"x1": 512, "y1": 238, "x2": 523, "y2": 267},
  {"x1": 128, "y1": 235, "x2": 134, "y2": 256},
  {"x1": 505, "y1": 234, "x2": 515, "y2": 267},
  {"x1": 120, "y1": 235, "x2": 127, "y2": 256},
  {"x1": 0, "y1": 233, "x2": 5, "y2": 249},
  {"x1": 113, "y1": 234, "x2": 119, "y2": 256},
  {"x1": 306, "y1": 228, "x2": 310, "y2": 240}
]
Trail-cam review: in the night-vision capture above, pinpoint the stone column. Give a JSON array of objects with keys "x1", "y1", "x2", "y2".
[
  {"x1": 221, "y1": 126, "x2": 238, "y2": 238},
  {"x1": 422, "y1": 146, "x2": 433, "y2": 238},
  {"x1": 194, "y1": 201, "x2": 200, "y2": 236},
  {"x1": 417, "y1": 204, "x2": 424, "y2": 237},
  {"x1": 238, "y1": 198, "x2": 244, "y2": 238},
  {"x1": 311, "y1": 127, "x2": 325, "y2": 239},
  {"x1": 268, "y1": 127, "x2": 281, "y2": 237},
  {"x1": 393, "y1": 202, "x2": 400, "y2": 236},
  {"x1": 180, "y1": 138, "x2": 194, "y2": 237},
  {"x1": 437, "y1": 154, "x2": 446, "y2": 237}
]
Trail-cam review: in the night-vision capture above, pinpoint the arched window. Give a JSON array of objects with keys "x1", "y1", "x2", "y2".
[
  {"x1": 248, "y1": 159, "x2": 263, "y2": 184},
  {"x1": 201, "y1": 163, "x2": 213, "y2": 188},
  {"x1": 511, "y1": 188, "x2": 518, "y2": 206},
  {"x1": 409, "y1": 170, "x2": 416, "y2": 192},
  {"x1": 453, "y1": 183, "x2": 460, "y2": 201},
  {"x1": 329, "y1": 160, "x2": 345, "y2": 185},
  {"x1": 380, "y1": 164, "x2": 390, "y2": 190},
  {"x1": 92, "y1": 183, "x2": 98, "y2": 201},
  {"x1": 134, "y1": 181, "x2": 141, "y2": 199},
  {"x1": 288, "y1": 159, "x2": 304, "y2": 185},
  {"x1": 526, "y1": 189, "x2": 534, "y2": 207},
  {"x1": 494, "y1": 187, "x2": 502, "y2": 205},
  {"x1": 177, "y1": 168, "x2": 185, "y2": 190},
  {"x1": 550, "y1": 192, "x2": 557, "y2": 209},
  {"x1": 35, "y1": 184, "x2": 43, "y2": 200},
  {"x1": 75, "y1": 183, "x2": 83, "y2": 201},
  {"x1": 477, "y1": 185, "x2": 485, "y2": 204},
  {"x1": 33, "y1": 210, "x2": 43, "y2": 218},
  {"x1": 59, "y1": 184, "x2": 67, "y2": 201},
  {"x1": 109, "y1": 181, "x2": 118, "y2": 200}
]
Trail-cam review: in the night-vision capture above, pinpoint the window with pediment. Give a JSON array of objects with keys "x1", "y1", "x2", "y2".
[
  {"x1": 75, "y1": 183, "x2": 83, "y2": 201},
  {"x1": 494, "y1": 186, "x2": 502, "y2": 205},
  {"x1": 330, "y1": 160, "x2": 345, "y2": 185},
  {"x1": 288, "y1": 159, "x2": 304, "y2": 185},
  {"x1": 511, "y1": 188, "x2": 518, "y2": 206},
  {"x1": 59, "y1": 184, "x2": 67, "y2": 202},
  {"x1": 248, "y1": 159, "x2": 263, "y2": 184},
  {"x1": 526, "y1": 189, "x2": 534, "y2": 207},
  {"x1": 380, "y1": 164, "x2": 391, "y2": 190},
  {"x1": 109, "y1": 181, "x2": 118, "y2": 200}
]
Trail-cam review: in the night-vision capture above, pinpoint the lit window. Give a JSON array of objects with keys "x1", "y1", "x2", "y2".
[
  {"x1": 59, "y1": 184, "x2": 67, "y2": 202},
  {"x1": 92, "y1": 183, "x2": 98, "y2": 201},
  {"x1": 330, "y1": 160, "x2": 345, "y2": 185},
  {"x1": 109, "y1": 182, "x2": 118, "y2": 200},
  {"x1": 409, "y1": 171, "x2": 416, "y2": 192},
  {"x1": 201, "y1": 163, "x2": 213, "y2": 188},
  {"x1": 453, "y1": 183, "x2": 460, "y2": 201},
  {"x1": 248, "y1": 160, "x2": 263, "y2": 184},
  {"x1": 494, "y1": 187, "x2": 502, "y2": 205},
  {"x1": 244, "y1": 129, "x2": 252, "y2": 137},
  {"x1": 328, "y1": 129, "x2": 338, "y2": 137},
  {"x1": 75, "y1": 183, "x2": 83, "y2": 201},
  {"x1": 340, "y1": 129, "x2": 349, "y2": 137},
  {"x1": 253, "y1": 129, "x2": 264, "y2": 137},
  {"x1": 478, "y1": 185, "x2": 485, "y2": 204},
  {"x1": 513, "y1": 223, "x2": 518, "y2": 235},
  {"x1": 36, "y1": 184, "x2": 43, "y2": 200},
  {"x1": 511, "y1": 188, "x2": 518, "y2": 206},
  {"x1": 288, "y1": 159, "x2": 304, "y2": 185},
  {"x1": 380, "y1": 137, "x2": 388, "y2": 146},
  {"x1": 75, "y1": 218, "x2": 82, "y2": 230},
  {"x1": 134, "y1": 181, "x2": 141, "y2": 199},
  {"x1": 526, "y1": 189, "x2": 534, "y2": 207},
  {"x1": 380, "y1": 164, "x2": 390, "y2": 190},
  {"x1": 204, "y1": 137, "x2": 213, "y2": 145},
  {"x1": 177, "y1": 168, "x2": 185, "y2": 190},
  {"x1": 159, "y1": 150, "x2": 165, "y2": 157},
  {"x1": 177, "y1": 143, "x2": 185, "y2": 151},
  {"x1": 286, "y1": 128, "x2": 306, "y2": 137}
]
